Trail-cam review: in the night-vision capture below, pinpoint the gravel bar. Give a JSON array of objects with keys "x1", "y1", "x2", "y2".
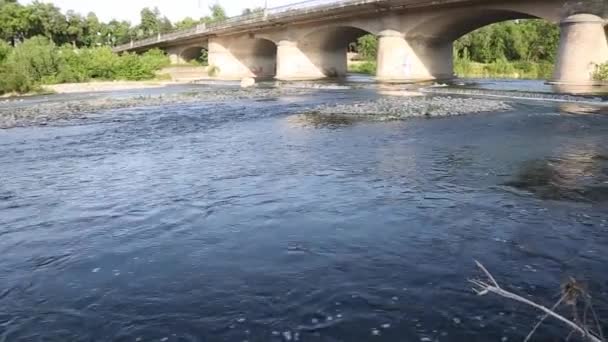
[{"x1": 310, "y1": 96, "x2": 512, "y2": 121}]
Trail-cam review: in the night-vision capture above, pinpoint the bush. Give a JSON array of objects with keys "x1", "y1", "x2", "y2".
[
  {"x1": 484, "y1": 58, "x2": 517, "y2": 76},
  {"x1": 11, "y1": 36, "x2": 63, "y2": 84},
  {"x1": 0, "y1": 36, "x2": 62, "y2": 94},
  {"x1": 0, "y1": 38, "x2": 170, "y2": 94},
  {"x1": 454, "y1": 52, "x2": 474, "y2": 76},
  {"x1": 114, "y1": 49, "x2": 169, "y2": 80},
  {"x1": 208, "y1": 65, "x2": 220, "y2": 77},
  {"x1": 82, "y1": 47, "x2": 120, "y2": 79},
  {"x1": 356, "y1": 34, "x2": 378, "y2": 61},
  {"x1": 0, "y1": 40, "x2": 11, "y2": 63},
  {"x1": 593, "y1": 62, "x2": 608, "y2": 81},
  {"x1": 349, "y1": 61, "x2": 376, "y2": 74}
]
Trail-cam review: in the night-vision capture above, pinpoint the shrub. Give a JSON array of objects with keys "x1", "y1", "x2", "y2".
[
  {"x1": 11, "y1": 36, "x2": 63, "y2": 84},
  {"x1": 593, "y1": 62, "x2": 608, "y2": 81},
  {"x1": 484, "y1": 58, "x2": 517, "y2": 76},
  {"x1": 0, "y1": 36, "x2": 61, "y2": 94},
  {"x1": 85, "y1": 47, "x2": 120, "y2": 79},
  {"x1": 349, "y1": 61, "x2": 376, "y2": 74},
  {"x1": 0, "y1": 37, "x2": 170, "y2": 94},
  {"x1": 0, "y1": 40, "x2": 11, "y2": 63},
  {"x1": 356, "y1": 34, "x2": 378, "y2": 61},
  {"x1": 0, "y1": 61, "x2": 35, "y2": 94},
  {"x1": 454, "y1": 52, "x2": 474, "y2": 76},
  {"x1": 56, "y1": 46, "x2": 91, "y2": 82},
  {"x1": 208, "y1": 65, "x2": 220, "y2": 77},
  {"x1": 140, "y1": 48, "x2": 170, "y2": 71},
  {"x1": 114, "y1": 49, "x2": 169, "y2": 80}
]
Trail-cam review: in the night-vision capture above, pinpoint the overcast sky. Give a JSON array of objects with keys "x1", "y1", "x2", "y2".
[{"x1": 21, "y1": 0, "x2": 296, "y2": 24}]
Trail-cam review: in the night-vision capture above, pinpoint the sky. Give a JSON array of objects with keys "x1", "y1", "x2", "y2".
[{"x1": 21, "y1": 0, "x2": 296, "y2": 24}]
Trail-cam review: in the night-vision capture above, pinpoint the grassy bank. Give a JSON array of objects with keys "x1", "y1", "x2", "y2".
[
  {"x1": 454, "y1": 59, "x2": 554, "y2": 79},
  {"x1": 0, "y1": 37, "x2": 170, "y2": 96},
  {"x1": 348, "y1": 61, "x2": 377, "y2": 75},
  {"x1": 348, "y1": 59, "x2": 555, "y2": 80}
]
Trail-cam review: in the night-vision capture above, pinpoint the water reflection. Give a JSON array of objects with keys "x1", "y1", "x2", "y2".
[
  {"x1": 558, "y1": 103, "x2": 608, "y2": 115},
  {"x1": 551, "y1": 83, "x2": 608, "y2": 96},
  {"x1": 506, "y1": 151, "x2": 608, "y2": 202}
]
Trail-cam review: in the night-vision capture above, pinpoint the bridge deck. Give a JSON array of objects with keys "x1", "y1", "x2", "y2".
[{"x1": 113, "y1": 0, "x2": 472, "y2": 52}]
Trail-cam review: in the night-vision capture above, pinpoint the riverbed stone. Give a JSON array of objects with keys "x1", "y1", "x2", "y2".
[
  {"x1": 240, "y1": 77, "x2": 256, "y2": 88},
  {"x1": 310, "y1": 96, "x2": 512, "y2": 120}
]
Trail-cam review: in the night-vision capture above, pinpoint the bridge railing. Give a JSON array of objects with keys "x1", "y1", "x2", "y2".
[{"x1": 114, "y1": 0, "x2": 371, "y2": 51}]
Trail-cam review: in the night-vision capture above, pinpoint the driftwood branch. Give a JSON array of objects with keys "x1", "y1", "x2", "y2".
[
  {"x1": 524, "y1": 294, "x2": 566, "y2": 342},
  {"x1": 470, "y1": 260, "x2": 604, "y2": 342}
]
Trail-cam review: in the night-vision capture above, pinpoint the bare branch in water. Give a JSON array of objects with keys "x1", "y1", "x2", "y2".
[
  {"x1": 470, "y1": 260, "x2": 604, "y2": 342},
  {"x1": 524, "y1": 294, "x2": 567, "y2": 342}
]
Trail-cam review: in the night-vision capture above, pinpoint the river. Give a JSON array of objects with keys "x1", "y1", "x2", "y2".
[{"x1": 1, "y1": 78, "x2": 607, "y2": 341}]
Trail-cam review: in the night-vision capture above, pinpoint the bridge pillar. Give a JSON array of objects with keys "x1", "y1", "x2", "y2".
[
  {"x1": 276, "y1": 40, "x2": 326, "y2": 80},
  {"x1": 208, "y1": 38, "x2": 254, "y2": 79},
  {"x1": 376, "y1": 31, "x2": 409, "y2": 81},
  {"x1": 166, "y1": 47, "x2": 184, "y2": 65},
  {"x1": 376, "y1": 30, "x2": 454, "y2": 82},
  {"x1": 553, "y1": 14, "x2": 608, "y2": 85}
]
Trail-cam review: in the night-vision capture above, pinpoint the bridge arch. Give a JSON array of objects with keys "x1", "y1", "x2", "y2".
[
  {"x1": 408, "y1": 8, "x2": 557, "y2": 42},
  {"x1": 231, "y1": 37, "x2": 277, "y2": 78},
  {"x1": 378, "y1": 6, "x2": 564, "y2": 82},
  {"x1": 180, "y1": 46, "x2": 208, "y2": 64},
  {"x1": 208, "y1": 36, "x2": 277, "y2": 79},
  {"x1": 296, "y1": 25, "x2": 375, "y2": 78}
]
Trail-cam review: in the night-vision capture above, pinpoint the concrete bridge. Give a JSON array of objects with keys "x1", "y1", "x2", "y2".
[{"x1": 114, "y1": 0, "x2": 608, "y2": 85}]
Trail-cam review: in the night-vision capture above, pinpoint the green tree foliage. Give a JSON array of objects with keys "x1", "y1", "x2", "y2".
[
  {"x1": 452, "y1": 20, "x2": 559, "y2": 79},
  {"x1": 174, "y1": 17, "x2": 199, "y2": 30},
  {"x1": 0, "y1": 40, "x2": 10, "y2": 62},
  {"x1": 0, "y1": 37, "x2": 170, "y2": 94},
  {"x1": 0, "y1": 2, "x2": 231, "y2": 94},
  {"x1": 454, "y1": 20, "x2": 559, "y2": 64},
  {"x1": 0, "y1": 0, "x2": 31, "y2": 44},
  {"x1": 0, "y1": 1, "x2": 232, "y2": 46},
  {"x1": 356, "y1": 34, "x2": 378, "y2": 61},
  {"x1": 202, "y1": 4, "x2": 227, "y2": 24},
  {"x1": 0, "y1": 0, "x2": 138, "y2": 47},
  {"x1": 242, "y1": 7, "x2": 265, "y2": 16},
  {"x1": 137, "y1": 7, "x2": 173, "y2": 38},
  {"x1": 593, "y1": 62, "x2": 608, "y2": 81}
]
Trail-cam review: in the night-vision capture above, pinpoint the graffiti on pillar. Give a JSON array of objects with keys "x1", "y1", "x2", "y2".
[
  {"x1": 402, "y1": 54, "x2": 412, "y2": 77},
  {"x1": 251, "y1": 66, "x2": 264, "y2": 76}
]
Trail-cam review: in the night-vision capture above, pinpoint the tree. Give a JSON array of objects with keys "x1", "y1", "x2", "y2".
[
  {"x1": 65, "y1": 10, "x2": 85, "y2": 46},
  {"x1": 242, "y1": 7, "x2": 265, "y2": 16},
  {"x1": 0, "y1": 1, "x2": 30, "y2": 44},
  {"x1": 138, "y1": 7, "x2": 173, "y2": 38},
  {"x1": 202, "y1": 4, "x2": 227, "y2": 24},
  {"x1": 174, "y1": 17, "x2": 199, "y2": 30},
  {"x1": 27, "y1": 1, "x2": 68, "y2": 44},
  {"x1": 356, "y1": 34, "x2": 378, "y2": 60},
  {"x1": 82, "y1": 12, "x2": 102, "y2": 46},
  {"x1": 103, "y1": 19, "x2": 134, "y2": 46},
  {"x1": 139, "y1": 7, "x2": 160, "y2": 36},
  {"x1": 454, "y1": 19, "x2": 559, "y2": 64}
]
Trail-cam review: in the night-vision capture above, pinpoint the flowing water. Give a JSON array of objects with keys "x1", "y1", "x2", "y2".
[{"x1": 1, "y1": 79, "x2": 607, "y2": 342}]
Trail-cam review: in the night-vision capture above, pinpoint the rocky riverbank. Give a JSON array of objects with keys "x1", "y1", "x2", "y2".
[
  {"x1": 308, "y1": 96, "x2": 512, "y2": 121},
  {"x1": 0, "y1": 87, "x2": 314, "y2": 129},
  {"x1": 0, "y1": 86, "x2": 513, "y2": 129}
]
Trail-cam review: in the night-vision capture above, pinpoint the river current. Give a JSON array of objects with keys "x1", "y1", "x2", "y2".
[{"x1": 1, "y1": 79, "x2": 607, "y2": 341}]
